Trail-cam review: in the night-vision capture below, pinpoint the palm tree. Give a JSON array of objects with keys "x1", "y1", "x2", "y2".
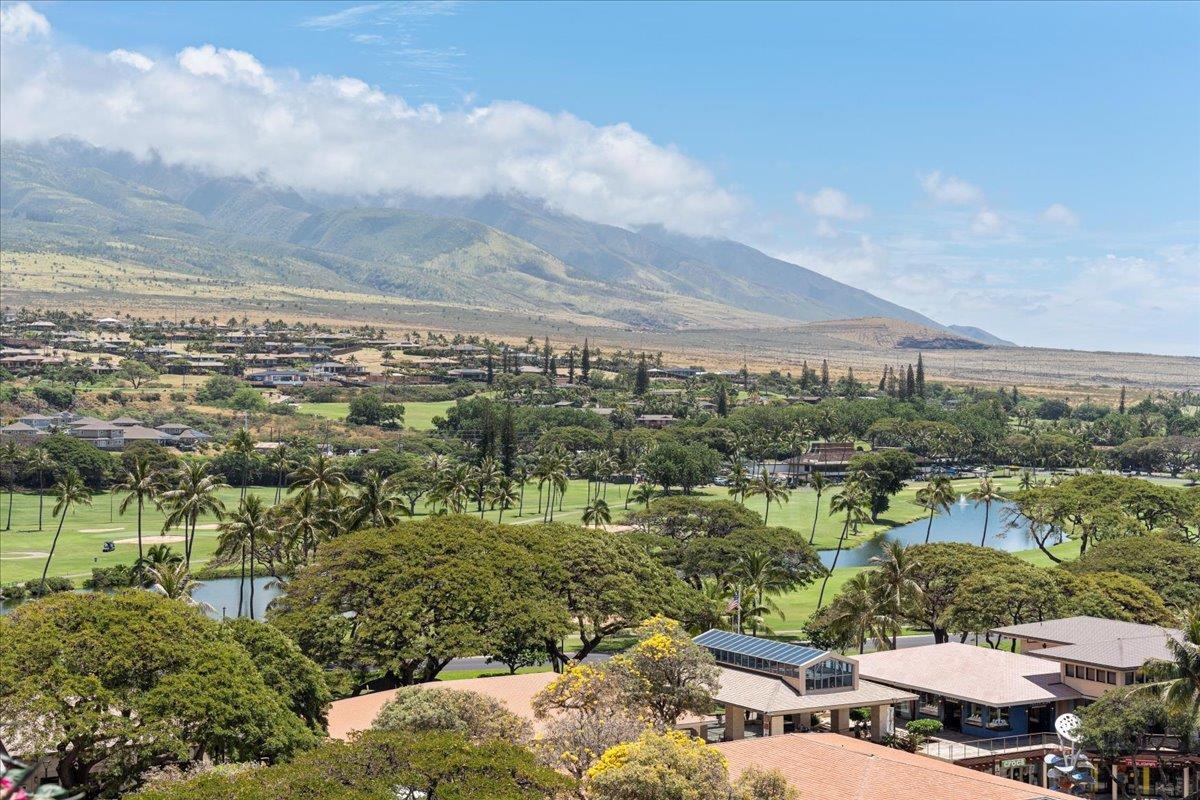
[
  {"x1": 1136, "y1": 610, "x2": 1200, "y2": 746},
  {"x1": 968, "y1": 476, "x2": 1005, "y2": 547},
  {"x1": 725, "y1": 459, "x2": 750, "y2": 505},
  {"x1": 268, "y1": 442, "x2": 292, "y2": 504},
  {"x1": 39, "y1": 469, "x2": 93, "y2": 595},
  {"x1": 227, "y1": 428, "x2": 256, "y2": 500},
  {"x1": 745, "y1": 472, "x2": 790, "y2": 524},
  {"x1": 734, "y1": 551, "x2": 795, "y2": 635},
  {"x1": 136, "y1": 542, "x2": 182, "y2": 579},
  {"x1": 818, "y1": 482, "x2": 870, "y2": 610},
  {"x1": 915, "y1": 475, "x2": 956, "y2": 545},
  {"x1": 429, "y1": 463, "x2": 472, "y2": 514},
  {"x1": 287, "y1": 453, "x2": 346, "y2": 501},
  {"x1": 217, "y1": 494, "x2": 272, "y2": 619},
  {"x1": 807, "y1": 471, "x2": 828, "y2": 545},
  {"x1": 820, "y1": 571, "x2": 891, "y2": 654},
  {"x1": 471, "y1": 456, "x2": 503, "y2": 517},
  {"x1": 114, "y1": 454, "x2": 160, "y2": 572},
  {"x1": 631, "y1": 482, "x2": 656, "y2": 509},
  {"x1": 0, "y1": 441, "x2": 21, "y2": 532},
  {"x1": 25, "y1": 445, "x2": 53, "y2": 531},
  {"x1": 1018, "y1": 469, "x2": 1037, "y2": 491},
  {"x1": 145, "y1": 562, "x2": 213, "y2": 613},
  {"x1": 868, "y1": 540, "x2": 924, "y2": 649},
  {"x1": 582, "y1": 498, "x2": 612, "y2": 529},
  {"x1": 486, "y1": 476, "x2": 520, "y2": 523},
  {"x1": 351, "y1": 469, "x2": 409, "y2": 529},
  {"x1": 160, "y1": 462, "x2": 229, "y2": 568}
]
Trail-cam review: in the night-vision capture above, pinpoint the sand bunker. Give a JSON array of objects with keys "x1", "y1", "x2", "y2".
[
  {"x1": 113, "y1": 535, "x2": 187, "y2": 545},
  {"x1": 79, "y1": 526, "x2": 126, "y2": 533},
  {"x1": 0, "y1": 551, "x2": 50, "y2": 559}
]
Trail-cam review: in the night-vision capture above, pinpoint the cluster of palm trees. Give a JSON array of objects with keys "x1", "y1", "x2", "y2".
[
  {"x1": 818, "y1": 540, "x2": 923, "y2": 652},
  {"x1": 699, "y1": 550, "x2": 799, "y2": 637}
]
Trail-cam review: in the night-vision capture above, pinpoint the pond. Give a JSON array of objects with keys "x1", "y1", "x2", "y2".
[
  {"x1": 818, "y1": 496, "x2": 1052, "y2": 569},
  {"x1": 0, "y1": 576, "x2": 283, "y2": 620}
]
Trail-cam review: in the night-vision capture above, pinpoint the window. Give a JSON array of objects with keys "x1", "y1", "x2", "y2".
[
  {"x1": 987, "y1": 706, "x2": 1012, "y2": 731},
  {"x1": 918, "y1": 693, "x2": 940, "y2": 716},
  {"x1": 1125, "y1": 671, "x2": 1136, "y2": 685},
  {"x1": 964, "y1": 703, "x2": 983, "y2": 727},
  {"x1": 805, "y1": 658, "x2": 854, "y2": 691},
  {"x1": 1066, "y1": 664, "x2": 1075, "y2": 678},
  {"x1": 1085, "y1": 668, "x2": 1096, "y2": 682},
  {"x1": 1106, "y1": 671, "x2": 1117, "y2": 685}
]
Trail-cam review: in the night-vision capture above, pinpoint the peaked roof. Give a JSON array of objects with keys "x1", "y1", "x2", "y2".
[
  {"x1": 717, "y1": 733, "x2": 1078, "y2": 800},
  {"x1": 694, "y1": 629, "x2": 828, "y2": 668}
]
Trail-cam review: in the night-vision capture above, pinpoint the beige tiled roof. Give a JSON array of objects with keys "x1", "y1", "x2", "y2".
[
  {"x1": 713, "y1": 667, "x2": 915, "y2": 715},
  {"x1": 327, "y1": 671, "x2": 557, "y2": 741},
  {"x1": 1029, "y1": 636, "x2": 1179, "y2": 670},
  {"x1": 854, "y1": 643, "x2": 1083, "y2": 707},
  {"x1": 991, "y1": 616, "x2": 1177, "y2": 646},
  {"x1": 717, "y1": 733, "x2": 1077, "y2": 800}
]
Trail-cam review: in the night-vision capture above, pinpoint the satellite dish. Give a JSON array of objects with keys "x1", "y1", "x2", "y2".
[{"x1": 1055, "y1": 713, "x2": 1082, "y2": 743}]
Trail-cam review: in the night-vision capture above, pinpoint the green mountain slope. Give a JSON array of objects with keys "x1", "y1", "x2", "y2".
[{"x1": 1, "y1": 139, "x2": 949, "y2": 332}]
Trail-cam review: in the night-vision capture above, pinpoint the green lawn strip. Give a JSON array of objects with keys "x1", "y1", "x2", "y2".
[
  {"x1": 294, "y1": 402, "x2": 349, "y2": 420},
  {"x1": 434, "y1": 666, "x2": 552, "y2": 681}
]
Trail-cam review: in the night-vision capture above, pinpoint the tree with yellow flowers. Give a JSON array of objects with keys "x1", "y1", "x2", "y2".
[{"x1": 587, "y1": 729, "x2": 729, "y2": 800}]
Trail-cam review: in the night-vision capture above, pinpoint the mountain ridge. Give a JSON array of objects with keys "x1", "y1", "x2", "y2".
[{"x1": 2, "y1": 138, "x2": 965, "y2": 335}]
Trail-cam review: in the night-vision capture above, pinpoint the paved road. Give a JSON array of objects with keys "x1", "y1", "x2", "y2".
[{"x1": 444, "y1": 651, "x2": 611, "y2": 673}]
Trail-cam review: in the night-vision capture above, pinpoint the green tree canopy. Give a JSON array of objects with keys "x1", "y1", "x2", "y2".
[
  {"x1": 0, "y1": 591, "x2": 321, "y2": 798},
  {"x1": 130, "y1": 730, "x2": 572, "y2": 800}
]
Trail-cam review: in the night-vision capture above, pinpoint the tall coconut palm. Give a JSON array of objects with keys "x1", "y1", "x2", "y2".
[
  {"x1": 287, "y1": 453, "x2": 346, "y2": 502},
  {"x1": 25, "y1": 445, "x2": 53, "y2": 531},
  {"x1": 227, "y1": 427, "x2": 256, "y2": 500},
  {"x1": 1136, "y1": 610, "x2": 1200, "y2": 746},
  {"x1": 268, "y1": 442, "x2": 292, "y2": 504},
  {"x1": 818, "y1": 482, "x2": 870, "y2": 610},
  {"x1": 820, "y1": 571, "x2": 891, "y2": 654},
  {"x1": 0, "y1": 441, "x2": 22, "y2": 532},
  {"x1": 429, "y1": 463, "x2": 471, "y2": 514},
  {"x1": 808, "y1": 471, "x2": 828, "y2": 545},
  {"x1": 217, "y1": 494, "x2": 272, "y2": 619},
  {"x1": 136, "y1": 542, "x2": 183, "y2": 578},
  {"x1": 114, "y1": 454, "x2": 160, "y2": 572},
  {"x1": 915, "y1": 475, "x2": 956, "y2": 545},
  {"x1": 160, "y1": 462, "x2": 229, "y2": 568},
  {"x1": 39, "y1": 469, "x2": 92, "y2": 595},
  {"x1": 582, "y1": 497, "x2": 611, "y2": 529},
  {"x1": 734, "y1": 551, "x2": 795, "y2": 636},
  {"x1": 486, "y1": 476, "x2": 520, "y2": 523},
  {"x1": 351, "y1": 469, "x2": 409, "y2": 530},
  {"x1": 868, "y1": 540, "x2": 924, "y2": 649},
  {"x1": 471, "y1": 456, "x2": 503, "y2": 517},
  {"x1": 745, "y1": 471, "x2": 790, "y2": 525},
  {"x1": 968, "y1": 476, "x2": 1006, "y2": 547},
  {"x1": 725, "y1": 459, "x2": 751, "y2": 506}
]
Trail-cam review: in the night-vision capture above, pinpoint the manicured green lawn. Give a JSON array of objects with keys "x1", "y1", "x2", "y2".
[
  {"x1": 295, "y1": 399, "x2": 456, "y2": 431},
  {"x1": 294, "y1": 402, "x2": 349, "y2": 420},
  {"x1": 402, "y1": 399, "x2": 456, "y2": 431},
  {"x1": 0, "y1": 486, "x2": 275, "y2": 584},
  {"x1": 436, "y1": 666, "x2": 552, "y2": 681}
]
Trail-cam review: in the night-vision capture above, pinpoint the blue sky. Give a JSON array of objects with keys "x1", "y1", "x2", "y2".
[{"x1": 2, "y1": 1, "x2": 1198, "y2": 355}]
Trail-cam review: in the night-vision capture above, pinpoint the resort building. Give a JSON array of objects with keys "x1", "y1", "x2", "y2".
[
  {"x1": 693, "y1": 630, "x2": 916, "y2": 742},
  {"x1": 853, "y1": 642, "x2": 1083, "y2": 739}
]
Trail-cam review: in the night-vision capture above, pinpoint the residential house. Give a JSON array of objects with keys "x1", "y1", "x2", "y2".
[{"x1": 636, "y1": 414, "x2": 676, "y2": 429}]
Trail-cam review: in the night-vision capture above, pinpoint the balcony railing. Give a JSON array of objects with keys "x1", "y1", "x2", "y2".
[{"x1": 922, "y1": 732, "x2": 1059, "y2": 761}]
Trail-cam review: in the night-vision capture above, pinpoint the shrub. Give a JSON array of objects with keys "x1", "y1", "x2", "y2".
[
  {"x1": 24, "y1": 576, "x2": 74, "y2": 597},
  {"x1": 195, "y1": 375, "x2": 242, "y2": 403}
]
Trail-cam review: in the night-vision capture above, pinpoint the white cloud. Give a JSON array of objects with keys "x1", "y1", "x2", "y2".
[
  {"x1": 1042, "y1": 202, "x2": 1079, "y2": 227},
  {"x1": 796, "y1": 187, "x2": 870, "y2": 220},
  {"x1": 970, "y1": 208, "x2": 1003, "y2": 235},
  {"x1": 0, "y1": 31, "x2": 739, "y2": 234},
  {"x1": 920, "y1": 171, "x2": 984, "y2": 205},
  {"x1": 0, "y1": 2, "x2": 49, "y2": 41},
  {"x1": 177, "y1": 45, "x2": 276, "y2": 93},
  {"x1": 299, "y1": 3, "x2": 386, "y2": 29},
  {"x1": 108, "y1": 49, "x2": 154, "y2": 72}
]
